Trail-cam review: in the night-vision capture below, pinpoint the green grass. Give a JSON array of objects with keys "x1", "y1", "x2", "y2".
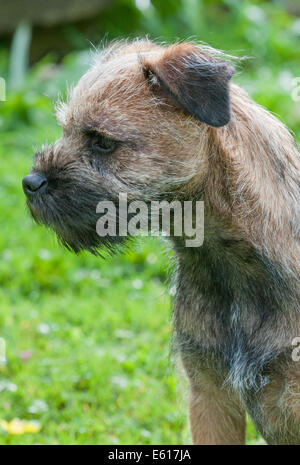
[{"x1": 0, "y1": 0, "x2": 299, "y2": 445}]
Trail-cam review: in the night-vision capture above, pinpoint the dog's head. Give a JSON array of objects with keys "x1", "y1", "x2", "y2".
[{"x1": 22, "y1": 40, "x2": 234, "y2": 253}]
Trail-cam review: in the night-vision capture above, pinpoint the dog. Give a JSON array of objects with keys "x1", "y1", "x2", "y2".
[{"x1": 22, "y1": 40, "x2": 300, "y2": 444}]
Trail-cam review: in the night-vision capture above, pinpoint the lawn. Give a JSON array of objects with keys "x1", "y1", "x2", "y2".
[{"x1": 0, "y1": 0, "x2": 299, "y2": 445}]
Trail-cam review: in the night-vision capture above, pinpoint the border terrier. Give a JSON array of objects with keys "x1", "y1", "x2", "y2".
[{"x1": 22, "y1": 40, "x2": 300, "y2": 445}]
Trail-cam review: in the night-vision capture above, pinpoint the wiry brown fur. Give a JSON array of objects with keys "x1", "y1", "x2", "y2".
[{"x1": 23, "y1": 39, "x2": 300, "y2": 444}]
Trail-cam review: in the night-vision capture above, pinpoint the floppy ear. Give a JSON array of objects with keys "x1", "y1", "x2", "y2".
[{"x1": 143, "y1": 43, "x2": 234, "y2": 127}]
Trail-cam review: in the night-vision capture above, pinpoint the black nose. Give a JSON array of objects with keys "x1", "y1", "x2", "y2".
[{"x1": 22, "y1": 173, "x2": 48, "y2": 197}]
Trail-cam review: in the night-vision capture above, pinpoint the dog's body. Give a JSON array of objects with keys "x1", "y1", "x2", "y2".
[{"x1": 23, "y1": 40, "x2": 300, "y2": 444}]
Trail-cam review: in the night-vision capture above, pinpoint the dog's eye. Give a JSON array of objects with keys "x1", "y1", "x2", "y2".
[{"x1": 89, "y1": 132, "x2": 118, "y2": 154}]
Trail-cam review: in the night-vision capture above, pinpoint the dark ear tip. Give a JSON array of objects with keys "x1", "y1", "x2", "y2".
[
  {"x1": 210, "y1": 118, "x2": 231, "y2": 128},
  {"x1": 197, "y1": 110, "x2": 231, "y2": 127}
]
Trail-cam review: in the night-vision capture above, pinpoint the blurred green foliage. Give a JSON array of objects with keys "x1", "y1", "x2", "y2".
[{"x1": 0, "y1": 0, "x2": 299, "y2": 445}]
